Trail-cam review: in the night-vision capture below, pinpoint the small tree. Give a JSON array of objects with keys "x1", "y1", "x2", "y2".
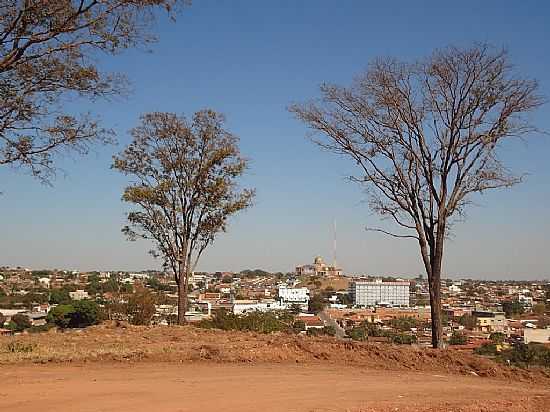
[
  {"x1": 308, "y1": 294, "x2": 326, "y2": 314},
  {"x1": 0, "y1": 312, "x2": 6, "y2": 326},
  {"x1": 290, "y1": 44, "x2": 543, "y2": 348},
  {"x1": 113, "y1": 110, "x2": 255, "y2": 324},
  {"x1": 127, "y1": 287, "x2": 156, "y2": 326}
]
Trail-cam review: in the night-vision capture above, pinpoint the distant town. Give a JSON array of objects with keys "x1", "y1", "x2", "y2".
[{"x1": 2, "y1": 255, "x2": 549, "y2": 349}]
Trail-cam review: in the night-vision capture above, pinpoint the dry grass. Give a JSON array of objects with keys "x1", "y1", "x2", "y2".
[{"x1": 1, "y1": 322, "x2": 549, "y2": 383}]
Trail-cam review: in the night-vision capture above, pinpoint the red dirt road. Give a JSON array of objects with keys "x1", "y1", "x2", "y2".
[{"x1": 1, "y1": 363, "x2": 548, "y2": 412}]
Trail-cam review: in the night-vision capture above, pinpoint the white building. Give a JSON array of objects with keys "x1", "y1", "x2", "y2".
[
  {"x1": 349, "y1": 279, "x2": 410, "y2": 307},
  {"x1": 69, "y1": 289, "x2": 89, "y2": 300},
  {"x1": 524, "y1": 328, "x2": 550, "y2": 344},
  {"x1": 38, "y1": 277, "x2": 51, "y2": 287},
  {"x1": 232, "y1": 299, "x2": 285, "y2": 315},
  {"x1": 278, "y1": 285, "x2": 309, "y2": 309}
]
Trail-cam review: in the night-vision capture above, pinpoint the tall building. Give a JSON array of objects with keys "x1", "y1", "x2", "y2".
[
  {"x1": 295, "y1": 256, "x2": 342, "y2": 277},
  {"x1": 349, "y1": 279, "x2": 410, "y2": 307}
]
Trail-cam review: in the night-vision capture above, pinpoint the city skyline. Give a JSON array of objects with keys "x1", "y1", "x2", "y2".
[{"x1": 1, "y1": 1, "x2": 549, "y2": 280}]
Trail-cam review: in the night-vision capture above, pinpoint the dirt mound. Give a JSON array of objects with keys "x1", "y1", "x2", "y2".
[{"x1": 1, "y1": 323, "x2": 549, "y2": 383}]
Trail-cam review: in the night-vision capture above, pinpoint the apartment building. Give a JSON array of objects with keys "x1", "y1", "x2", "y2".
[{"x1": 349, "y1": 279, "x2": 410, "y2": 307}]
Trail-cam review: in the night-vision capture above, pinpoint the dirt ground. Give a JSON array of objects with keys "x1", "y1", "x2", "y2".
[
  {"x1": 1, "y1": 363, "x2": 549, "y2": 412},
  {"x1": 1, "y1": 325, "x2": 549, "y2": 411}
]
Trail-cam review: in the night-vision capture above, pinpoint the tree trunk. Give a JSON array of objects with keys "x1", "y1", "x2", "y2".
[
  {"x1": 177, "y1": 260, "x2": 188, "y2": 325},
  {"x1": 427, "y1": 224, "x2": 446, "y2": 349},
  {"x1": 428, "y1": 262, "x2": 443, "y2": 348}
]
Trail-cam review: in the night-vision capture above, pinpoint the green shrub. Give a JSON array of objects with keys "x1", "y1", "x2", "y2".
[{"x1": 449, "y1": 331, "x2": 468, "y2": 345}]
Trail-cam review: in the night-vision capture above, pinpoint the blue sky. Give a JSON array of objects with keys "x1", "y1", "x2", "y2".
[{"x1": 1, "y1": 1, "x2": 549, "y2": 279}]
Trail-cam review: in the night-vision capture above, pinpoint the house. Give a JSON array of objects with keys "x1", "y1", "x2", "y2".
[
  {"x1": 473, "y1": 311, "x2": 507, "y2": 333},
  {"x1": 296, "y1": 314, "x2": 325, "y2": 330},
  {"x1": 524, "y1": 328, "x2": 550, "y2": 344}
]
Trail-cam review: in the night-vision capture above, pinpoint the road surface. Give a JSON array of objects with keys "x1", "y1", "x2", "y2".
[
  {"x1": 319, "y1": 309, "x2": 347, "y2": 338},
  {"x1": 1, "y1": 363, "x2": 548, "y2": 412}
]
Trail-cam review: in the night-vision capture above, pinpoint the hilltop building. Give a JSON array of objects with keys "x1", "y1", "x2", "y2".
[
  {"x1": 295, "y1": 256, "x2": 342, "y2": 277},
  {"x1": 349, "y1": 279, "x2": 410, "y2": 307}
]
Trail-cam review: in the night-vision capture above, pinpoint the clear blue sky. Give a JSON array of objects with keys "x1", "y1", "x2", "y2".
[{"x1": 1, "y1": 1, "x2": 549, "y2": 279}]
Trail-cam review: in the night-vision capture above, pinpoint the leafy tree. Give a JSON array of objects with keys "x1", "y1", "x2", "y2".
[
  {"x1": 308, "y1": 294, "x2": 326, "y2": 314},
  {"x1": 503, "y1": 301, "x2": 524, "y2": 318},
  {"x1": 86, "y1": 274, "x2": 102, "y2": 295},
  {"x1": 221, "y1": 275, "x2": 233, "y2": 284},
  {"x1": 532, "y1": 303, "x2": 546, "y2": 315},
  {"x1": 458, "y1": 314, "x2": 477, "y2": 330},
  {"x1": 0, "y1": 312, "x2": 5, "y2": 326},
  {"x1": 70, "y1": 300, "x2": 99, "y2": 328},
  {"x1": 113, "y1": 111, "x2": 255, "y2": 324},
  {"x1": 47, "y1": 305, "x2": 75, "y2": 329},
  {"x1": 11, "y1": 313, "x2": 31, "y2": 331},
  {"x1": 49, "y1": 288, "x2": 72, "y2": 305},
  {"x1": 290, "y1": 45, "x2": 543, "y2": 348},
  {"x1": 0, "y1": 0, "x2": 186, "y2": 183},
  {"x1": 127, "y1": 287, "x2": 156, "y2": 326}
]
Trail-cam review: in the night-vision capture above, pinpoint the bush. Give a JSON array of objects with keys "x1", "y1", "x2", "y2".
[
  {"x1": 28, "y1": 324, "x2": 54, "y2": 334},
  {"x1": 323, "y1": 325, "x2": 337, "y2": 336},
  {"x1": 391, "y1": 333, "x2": 417, "y2": 345},
  {"x1": 474, "y1": 343, "x2": 499, "y2": 356},
  {"x1": 5, "y1": 341, "x2": 36, "y2": 353},
  {"x1": 449, "y1": 331, "x2": 468, "y2": 345},
  {"x1": 348, "y1": 326, "x2": 367, "y2": 341},
  {"x1": 46, "y1": 300, "x2": 99, "y2": 329},
  {"x1": 489, "y1": 332, "x2": 506, "y2": 344},
  {"x1": 501, "y1": 343, "x2": 550, "y2": 368},
  {"x1": 198, "y1": 309, "x2": 293, "y2": 334},
  {"x1": 11, "y1": 314, "x2": 31, "y2": 331},
  {"x1": 389, "y1": 316, "x2": 421, "y2": 332},
  {"x1": 292, "y1": 319, "x2": 306, "y2": 333}
]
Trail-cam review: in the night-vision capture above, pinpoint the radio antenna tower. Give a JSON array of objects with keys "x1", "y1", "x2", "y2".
[{"x1": 332, "y1": 218, "x2": 337, "y2": 268}]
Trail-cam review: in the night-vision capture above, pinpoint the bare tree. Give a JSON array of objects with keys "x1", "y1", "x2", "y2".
[
  {"x1": 0, "y1": 0, "x2": 186, "y2": 182},
  {"x1": 113, "y1": 110, "x2": 255, "y2": 324},
  {"x1": 290, "y1": 44, "x2": 544, "y2": 348}
]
